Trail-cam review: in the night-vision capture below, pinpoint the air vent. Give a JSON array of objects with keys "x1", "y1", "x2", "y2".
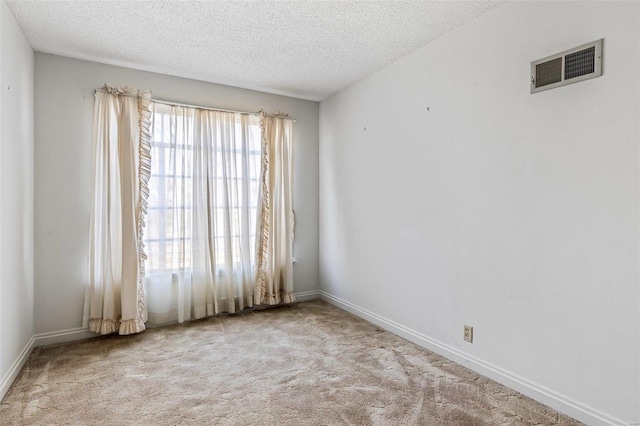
[{"x1": 531, "y1": 39, "x2": 602, "y2": 94}]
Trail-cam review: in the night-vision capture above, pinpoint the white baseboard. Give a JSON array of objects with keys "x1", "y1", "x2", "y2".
[
  {"x1": 33, "y1": 327, "x2": 96, "y2": 347},
  {"x1": 0, "y1": 336, "x2": 35, "y2": 403},
  {"x1": 294, "y1": 290, "x2": 320, "y2": 302},
  {"x1": 0, "y1": 326, "x2": 98, "y2": 403},
  {"x1": 319, "y1": 290, "x2": 627, "y2": 426}
]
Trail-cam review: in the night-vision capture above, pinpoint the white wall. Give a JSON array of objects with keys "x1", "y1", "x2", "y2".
[
  {"x1": 34, "y1": 53, "x2": 319, "y2": 338},
  {"x1": 0, "y1": 0, "x2": 34, "y2": 400},
  {"x1": 319, "y1": 1, "x2": 639, "y2": 425}
]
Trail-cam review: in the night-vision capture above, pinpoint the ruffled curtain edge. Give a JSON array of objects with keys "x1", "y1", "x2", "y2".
[
  {"x1": 130, "y1": 88, "x2": 152, "y2": 335},
  {"x1": 254, "y1": 111, "x2": 271, "y2": 305}
]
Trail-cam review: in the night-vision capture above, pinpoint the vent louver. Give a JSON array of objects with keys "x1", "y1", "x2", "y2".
[
  {"x1": 535, "y1": 57, "x2": 562, "y2": 88},
  {"x1": 531, "y1": 39, "x2": 602, "y2": 94}
]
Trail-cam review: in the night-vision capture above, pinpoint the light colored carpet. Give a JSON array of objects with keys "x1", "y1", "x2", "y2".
[{"x1": 0, "y1": 300, "x2": 581, "y2": 425}]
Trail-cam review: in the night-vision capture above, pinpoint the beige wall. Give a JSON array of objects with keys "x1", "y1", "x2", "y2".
[{"x1": 34, "y1": 53, "x2": 319, "y2": 337}]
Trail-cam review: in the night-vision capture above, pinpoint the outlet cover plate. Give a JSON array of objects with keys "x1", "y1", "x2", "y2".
[{"x1": 464, "y1": 325, "x2": 473, "y2": 343}]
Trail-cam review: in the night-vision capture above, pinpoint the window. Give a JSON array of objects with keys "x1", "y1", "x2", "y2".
[{"x1": 144, "y1": 103, "x2": 262, "y2": 273}]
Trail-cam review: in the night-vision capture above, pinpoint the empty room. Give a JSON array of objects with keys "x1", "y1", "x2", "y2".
[{"x1": 0, "y1": 0, "x2": 638, "y2": 425}]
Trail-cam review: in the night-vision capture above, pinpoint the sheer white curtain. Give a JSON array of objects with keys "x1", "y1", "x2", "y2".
[
  {"x1": 255, "y1": 112, "x2": 295, "y2": 305},
  {"x1": 85, "y1": 85, "x2": 151, "y2": 335},
  {"x1": 144, "y1": 103, "x2": 262, "y2": 325}
]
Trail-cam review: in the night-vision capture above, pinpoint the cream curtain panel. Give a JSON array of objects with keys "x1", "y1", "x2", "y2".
[
  {"x1": 85, "y1": 85, "x2": 151, "y2": 335},
  {"x1": 255, "y1": 112, "x2": 295, "y2": 305},
  {"x1": 144, "y1": 103, "x2": 262, "y2": 324}
]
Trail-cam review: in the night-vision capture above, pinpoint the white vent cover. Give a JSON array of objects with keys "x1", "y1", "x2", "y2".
[{"x1": 531, "y1": 39, "x2": 602, "y2": 94}]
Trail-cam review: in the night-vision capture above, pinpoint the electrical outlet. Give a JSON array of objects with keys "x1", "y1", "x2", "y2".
[{"x1": 464, "y1": 325, "x2": 473, "y2": 343}]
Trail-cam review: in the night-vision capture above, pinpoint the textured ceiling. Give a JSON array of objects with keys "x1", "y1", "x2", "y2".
[{"x1": 6, "y1": 0, "x2": 503, "y2": 101}]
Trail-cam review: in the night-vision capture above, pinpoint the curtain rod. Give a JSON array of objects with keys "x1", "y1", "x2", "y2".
[
  {"x1": 154, "y1": 99, "x2": 296, "y2": 122},
  {"x1": 94, "y1": 89, "x2": 295, "y2": 122}
]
